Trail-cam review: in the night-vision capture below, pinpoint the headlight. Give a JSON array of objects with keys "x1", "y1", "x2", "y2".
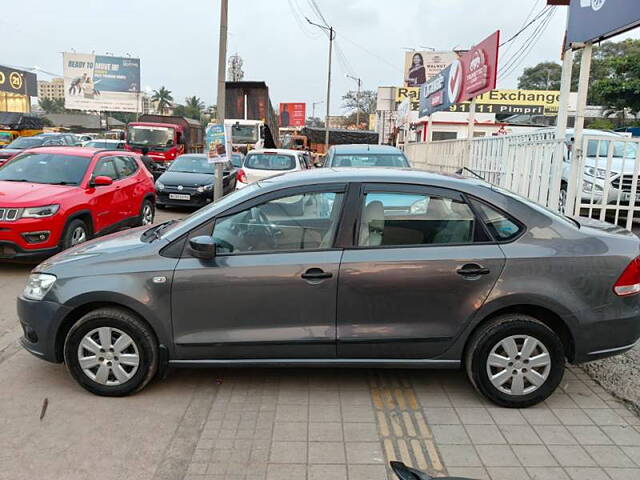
[
  {"x1": 156, "y1": 181, "x2": 164, "y2": 191},
  {"x1": 585, "y1": 167, "x2": 615, "y2": 179},
  {"x1": 583, "y1": 180, "x2": 604, "y2": 193},
  {"x1": 197, "y1": 184, "x2": 213, "y2": 193},
  {"x1": 23, "y1": 273, "x2": 56, "y2": 301},
  {"x1": 21, "y1": 204, "x2": 59, "y2": 218}
]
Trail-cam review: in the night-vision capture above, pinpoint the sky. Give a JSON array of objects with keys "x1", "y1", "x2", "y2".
[{"x1": 2, "y1": 0, "x2": 640, "y2": 116}]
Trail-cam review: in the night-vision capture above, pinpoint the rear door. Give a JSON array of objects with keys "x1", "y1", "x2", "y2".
[
  {"x1": 88, "y1": 156, "x2": 121, "y2": 231},
  {"x1": 337, "y1": 183, "x2": 506, "y2": 359},
  {"x1": 113, "y1": 155, "x2": 142, "y2": 219}
]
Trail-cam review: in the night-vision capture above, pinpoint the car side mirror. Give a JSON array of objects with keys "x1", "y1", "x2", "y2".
[
  {"x1": 92, "y1": 175, "x2": 113, "y2": 187},
  {"x1": 189, "y1": 236, "x2": 217, "y2": 259}
]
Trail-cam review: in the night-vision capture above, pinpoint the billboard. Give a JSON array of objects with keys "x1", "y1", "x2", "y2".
[
  {"x1": 63, "y1": 52, "x2": 141, "y2": 112},
  {"x1": 419, "y1": 31, "x2": 500, "y2": 117},
  {"x1": 567, "y1": 0, "x2": 640, "y2": 46},
  {"x1": 404, "y1": 51, "x2": 458, "y2": 87},
  {"x1": 279, "y1": 102, "x2": 306, "y2": 127},
  {"x1": 0, "y1": 65, "x2": 37, "y2": 96},
  {"x1": 205, "y1": 123, "x2": 233, "y2": 164}
]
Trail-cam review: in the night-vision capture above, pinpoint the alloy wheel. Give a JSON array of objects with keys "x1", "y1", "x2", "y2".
[
  {"x1": 70, "y1": 226, "x2": 87, "y2": 245},
  {"x1": 77, "y1": 327, "x2": 140, "y2": 386},
  {"x1": 142, "y1": 204, "x2": 154, "y2": 225},
  {"x1": 486, "y1": 335, "x2": 551, "y2": 396}
]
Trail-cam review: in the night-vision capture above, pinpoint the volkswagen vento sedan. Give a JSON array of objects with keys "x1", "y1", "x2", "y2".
[{"x1": 18, "y1": 168, "x2": 640, "y2": 407}]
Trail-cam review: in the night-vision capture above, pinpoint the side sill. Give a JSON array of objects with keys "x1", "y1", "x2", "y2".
[{"x1": 168, "y1": 358, "x2": 461, "y2": 369}]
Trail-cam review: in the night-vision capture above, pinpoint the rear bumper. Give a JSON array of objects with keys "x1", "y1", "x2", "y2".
[
  {"x1": 17, "y1": 296, "x2": 71, "y2": 363},
  {"x1": 574, "y1": 311, "x2": 640, "y2": 363}
]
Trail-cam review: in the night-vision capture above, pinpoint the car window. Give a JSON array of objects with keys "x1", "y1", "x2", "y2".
[
  {"x1": 244, "y1": 153, "x2": 296, "y2": 171},
  {"x1": 211, "y1": 191, "x2": 344, "y2": 254},
  {"x1": 469, "y1": 198, "x2": 522, "y2": 241},
  {"x1": 332, "y1": 153, "x2": 409, "y2": 168},
  {"x1": 114, "y1": 156, "x2": 138, "y2": 178},
  {"x1": 93, "y1": 157, "x2": 119, "y2": 180},
  {"x1": 358, "y1": 191, "x2": 476, "y2": 247}
]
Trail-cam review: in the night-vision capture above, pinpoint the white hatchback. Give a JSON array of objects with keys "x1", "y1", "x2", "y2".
[{"x1": 237, "y1": 149, "x2": 310, "y2": 188}]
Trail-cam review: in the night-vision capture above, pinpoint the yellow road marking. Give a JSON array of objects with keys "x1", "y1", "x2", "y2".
[
  {"x1": 384, "y1": 438, "x2": 397, "y2": 462},
  {"x1": 402, "y1": 411, "x2": 417, "y2": 437},
  {"x1": 425, "y1": 439, "x2": 444, "y2": 472},
  {"x1": 376, "y1": 411, "x2": 390, "y2": 437},
  {"x1": 395, "y1": 388, "x2": 407, "y2": 410}
]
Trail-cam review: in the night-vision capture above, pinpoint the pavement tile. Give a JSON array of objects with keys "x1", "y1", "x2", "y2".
[
  {"x1": 564, "y1": 467, "x2": 611, "y2": 480},
  {"x1": 545, "y1": 392, "x2": 579, "y2": 409},
  {"x1": 567, "y1": 426, "x2": 614, "y2": 445},
  {"x1": 499, "y1": 425, "x2": 543, "y2": 445},
  {"x1": 341, "y1": 404, "x2": 375, "y2": 423},
  {"x1": 569, "y1": 393, "x2": 609, "y2": 409},
  {"x1": 520, "y1": 408, "x2": 561, "y2": 426},
  {"x1": 605, "y1": 468, "x2": 640, "y2": 480},
  {"x1": 553, "y1": 409, "x2": 595, "y2": 426},
  {"x1": 431, "y1": 425, "x2": 472, "y2": 445},
  {"x1": 308, "y1": 441, "x2": 346, "y2": 464},
  {"x1": 275, "y1": 405, "x2": 308, "y2": 423},
  {"x1": 347, "y1": 464, "x2": 389, "y2": 480},
  {"x1": 414, "y1": 390, "x2": 453, "y2": 407},
  {"x1": 512, "y1": 445, "x2": 559, "y2": 467},
  {"x1": 340, "y1": 391, "x2": 372, "y2": 406},
  {"x1": 602, "y1": 426, "x2": 640, "y2": 446},
  {"x1": 466, "y1": 425, "x2": 507, "y2": 445},
  {"x1": 476, "y1": 444, "x2": 521, "y2": 467},
  {"x1": 526, "y1": 466, "x2": 570, "y2": 480},
  {"x1": 438, "y1": 444, "x2": 482, "y2": 467},
  {"x1": 309, "y1": 404, "x2": 341, "y2": 422},
  {"x1": 309, "y1": 422, "x2": 344, "y2": 442},
  {"x1": 343, "y1": 422, "x2": 380, "y2": 442},
  {"x1": 187, "y1": 462, "x2": 208, "y2": 474},
  {"x1": 446, "y1": 467, "x2": 490, "y2": 480},
  {"x1": 585, "y1": 409, "x2": 628, "y2": 427},
  {"x1": 583, "y1": 445, "x2": 636, "y2": 468},
  {"x1": 266, "y1": 463, "x2": 307, "y2": 480},
  {"x1": 620, "y1": 446, "x2": 640, "y2": 466},
  {"x1": 308, "y1": 464, "x2": 347, "y2": 480},
  {"x1": 277, "y1": 390, "x2": 309, "y2": 405},
  {"x1": 488, "y1": 408, "x2": 528, "y2": 425},
  {"x1": 422, "y1": 407, "x2": 460, "y2": 425},
  {"x1": 207, "y1": 462, "x2": 229, "y2": 474},
  {"x1": 269, "y1": 441, "x2": 308, "y2": 464},
  {"x1": 273, "y1": 422, "x2": 308, "y2": 442},
  {"x1": 457, "y1": 407, "x2": 495, "y2": 425},
  {"x1": 448, "y1": 389, "x2": 489, "y2": 407},
  {"x1": 308, "y1": 391, "x2": 340, "y2": 405},
  {"x1": 345, "y1": 441, "x2": 385, "y2": 464},
  {"x1": 550, "y1": 445, "x2": 597, "y2": 467},
  {"x1": 533, "y1": 425, "x2": 577, "y2": 445},
  {"x1": 486, "y1": 466, "x2": 531, "y2": 480}
]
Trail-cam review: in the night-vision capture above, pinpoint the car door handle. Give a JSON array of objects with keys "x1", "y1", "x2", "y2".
[
  {"x1": 457, "y1": 264, "x2": 490, "y2": 276},
  {"x1": 301, "y1": 268, "x2": 333, "y2": 280}
]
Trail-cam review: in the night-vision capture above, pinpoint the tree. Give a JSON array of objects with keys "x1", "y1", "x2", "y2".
[
  {"x1": 172, "y1": 96, "x2": 205, "y2": 121},
  {"x1": 38, "y1": 97, "x2": 66, "y2": 114},
  {"x1": 586, "y1": 118, "x2": 615, "y2": 130},
  {"x1": 306, "y1": 117, "x2": 325, "y2": 128},
  {"x1": 151, "y1": 87, "x2": 173, "y2": 115},
  {"x1": 591, "y1": 52, "x2": 640, "y2": 127},
  {"x1": 517, "y1": 62, "x2": 562, "y2": 90},
  {"x1": 341, "y1": 89, "x2": 376, "y2": 116}
]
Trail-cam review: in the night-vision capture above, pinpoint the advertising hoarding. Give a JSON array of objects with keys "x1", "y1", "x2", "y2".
[
  {"x1": 205, "y1": 123, "x2": 233, "y2": 164},
  {"x1": 567, "y1": 0, "x2": 640, "y2": 46},
  {"x1": 419, "y1": 31, "x2": 500, "y2": 117},
  {"x1": 279, "y1": 102, "x2": 306, "y2": 127},
  {"x1": 404, "y1": 51, "x2": 458, "y2": 87},
  {"x1": 0, "y1": 65, "x2": 37, "y2": 96},
  {"x1": 63, "y1": 52, "x2": 141, "y2": 112}
]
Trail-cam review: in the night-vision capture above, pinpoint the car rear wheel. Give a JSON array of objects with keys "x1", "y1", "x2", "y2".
[
  {"x1": 61, "y1": 218, "x2": 90, "y2": 250},
  {"x1": 465, "y1": 314, "x2": 565, "y2": 408},
  {"x1": 137, "y1": 199, "x2": 155, "y2": 226},
  {"x1": 63, "y1": 307, "x2": 158, "y2": 396}
]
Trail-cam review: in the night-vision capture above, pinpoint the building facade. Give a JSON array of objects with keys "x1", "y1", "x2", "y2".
[{"x1": 37, "y1": 78, "x2": 65, "y2": 100}]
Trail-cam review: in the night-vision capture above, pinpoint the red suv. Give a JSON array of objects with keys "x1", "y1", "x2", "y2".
[{"x1": 0, "y1": 147, "x2": 156, "y2": 261}]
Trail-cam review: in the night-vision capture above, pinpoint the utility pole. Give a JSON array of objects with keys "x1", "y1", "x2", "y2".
[
  {"x1": 346, "y1": 74, "x2": 362, "y2": 127},
  {"x1": 306, "y1": 17, "x2": 334, "y2": 153},
  {"x1": 214, "y1": 0, "x2": 228, "y2": 201}
]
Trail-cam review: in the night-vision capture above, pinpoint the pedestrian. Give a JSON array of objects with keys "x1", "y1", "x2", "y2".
[{"x1": 140, "y1": 147, "x2": 156, "y2": 175}]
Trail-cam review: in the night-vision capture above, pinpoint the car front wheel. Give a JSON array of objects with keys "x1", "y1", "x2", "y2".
[
  {"x1": 63, "y1": 307, "x2": 158, "y2": 396},
  {"x1": 465, "y1": 314, "x2": 565, "y2": 408}
]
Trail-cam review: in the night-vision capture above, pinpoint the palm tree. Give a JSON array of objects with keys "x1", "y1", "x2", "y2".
[
  {"x1": 151, "y1": 87, "x2": 174, "y2": 115},
  {"x1": 185, "y1": 96, "x2": 205, "y2": 113}
]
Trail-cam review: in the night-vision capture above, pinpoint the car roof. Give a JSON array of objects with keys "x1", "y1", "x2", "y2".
[
  {"x1": 248, "y1": 148, "x2": 302, "y2": 155},
  {"x1": 21, "y1": 146, "x2": 129, "y2": 157},
  {"x1": 330, "y1": 144, "x2": 404, "y2": 154}
]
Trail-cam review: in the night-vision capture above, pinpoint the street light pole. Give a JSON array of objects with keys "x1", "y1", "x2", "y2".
[
  {"x1": 214, "y1": 0, "x2": 228, "y2": 201},
  {"x1": 306, "y1": 17, "x2": 334, "y2": 153},
  {"x1": 346, "y1": 74, "x2": 362, "y2": 127}
]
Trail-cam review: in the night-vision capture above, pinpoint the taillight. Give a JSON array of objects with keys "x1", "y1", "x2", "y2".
[
  {"x1": 613, "y1": 256, "x2": 640, "y2": 296},
  {"x1": 237, "y1": 169, "x2": 247, "y2": 183}
]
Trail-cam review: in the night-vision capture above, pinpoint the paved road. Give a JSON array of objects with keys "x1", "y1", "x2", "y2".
[{"x1": 1, "y1": 207, "x2": 640, "y2": 480}]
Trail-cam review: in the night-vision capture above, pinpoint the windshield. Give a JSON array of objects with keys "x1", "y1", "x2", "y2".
[
  {"x1": 127, "y1": 126, "x2": 175, "y2": 147},
  {"x1": 586, "y1": 139, "x2": 638, "y2": 158},
  {"x1": 0, "y1": 153, "x2": 90, "y2": 185},
  {"x1": 245, "y1": 153, "x2": 295, "y2": 171},
  {"x1": 168, "y1": 155, "x2": 214, "y2": 174},
  {"x1": 231, "y1": 124, "x2": 259, "y2": 143},
  {"x1": 6, "y1": 136, "x2": 46, "y2": 149},
  {"x1": 332, "y1": 153, "x2": 410, "y2": 168}
]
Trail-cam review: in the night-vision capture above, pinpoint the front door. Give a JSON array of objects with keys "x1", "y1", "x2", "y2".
[
  {"x1": 172, "y1": 186, "x2": 347, "y2": 359},
  {"x1": 337, "y1": 184, "x2": 506, "y2": 359}
]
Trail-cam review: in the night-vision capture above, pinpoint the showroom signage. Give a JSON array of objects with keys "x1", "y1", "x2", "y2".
[{"x1": 567, "y1": 0, "x2": 640, "y2": 46}]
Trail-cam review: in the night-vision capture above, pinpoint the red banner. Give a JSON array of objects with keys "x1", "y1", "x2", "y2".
[{"x1": 279, "y1": 103, "x2": 306, "y2": 127}]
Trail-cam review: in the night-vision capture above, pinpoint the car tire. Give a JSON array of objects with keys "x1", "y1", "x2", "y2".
[
  {"x1": 137, "y1": 199, "x2": 155, "y2": 226},
  {"x1": 63, "y1": 307, "x2": 158, "y2": 397},
  {"x1": 559, "y1": 182, "x2": 568, "y2": 214},
  {"x1": 465, "y1": 314, "x2": 565, "y2": 408},
  {"x1": 61, "y1": 218, "x2": 90, "y2": 250}
]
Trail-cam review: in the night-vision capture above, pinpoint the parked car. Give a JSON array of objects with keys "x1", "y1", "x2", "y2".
[
  {"x1": 230, "y1": 152, "x2": 244, "y2": 168},
  {"x1": 0, "y1": 133, "x2": 79, "y2": 166},
  {"x1": 155, "y1": 154, "x2": 237, "y2": 209},
  {"x1": 323, "y1": 144, "x2": 411, "y2": 168},
  {"x1": 0, "y1": 146, "x2": 156, "y2": 261},
  {"x1": 236, "y1": 148, "x2": 309, "y2": 188},
  {"x1": 84, "y1": 139, "x2": 126, "y2": 150},
  {"x1": 17, "y1": 168, "x2": 640, "y2": 406}
]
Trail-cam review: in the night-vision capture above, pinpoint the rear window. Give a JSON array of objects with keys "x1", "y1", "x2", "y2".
[
  {"x1": 332, "y1": 153, "x2": 409, "y2": 168},
  {"x1": 245, "y1": 153, "x2": 295, "y2": 171}
]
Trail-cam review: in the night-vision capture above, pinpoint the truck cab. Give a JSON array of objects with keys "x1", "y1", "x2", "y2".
[
  {"x1": 125, "y1": 122, "x2": 184, "y2": 163},
  {"x1": 225, "y1": 119, "x2": 265, "y2": 153}
]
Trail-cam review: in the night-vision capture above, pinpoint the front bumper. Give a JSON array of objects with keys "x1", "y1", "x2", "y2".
[
  {"x1": 156, "y1": 190, "x2": 213, "y2": 208},
  {"x1": 0, "y1": 216, "x2": 64, "y2": 260},
  {"x1": 17, "y1": 295, "x2": 72, "y2": 363},
  {"x1": 0, "y1": 241, "x2": 60, "y2": 262}
]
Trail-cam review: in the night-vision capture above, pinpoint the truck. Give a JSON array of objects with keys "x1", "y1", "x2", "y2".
[
  {"x1": 296, "y1": 126, "x2": 379, "y2": 155},
  {"x1": 0, "y1": 113, "x2": 44, "y2": 148},
  {"x1": 125, "y1": 115, "x2": 204, "y2": 165},
  {"x1": 224, "y1": 81, "x2": 279, "y2": 152}
]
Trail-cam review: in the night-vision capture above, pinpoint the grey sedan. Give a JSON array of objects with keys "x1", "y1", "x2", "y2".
[{"x1": 18, "y1": 168, "x2": 640, "y2": 407}]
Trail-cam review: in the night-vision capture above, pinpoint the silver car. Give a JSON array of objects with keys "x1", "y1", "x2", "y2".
[{"x1": 18, "y1": 168, "x2": 640, "y2": 407}]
